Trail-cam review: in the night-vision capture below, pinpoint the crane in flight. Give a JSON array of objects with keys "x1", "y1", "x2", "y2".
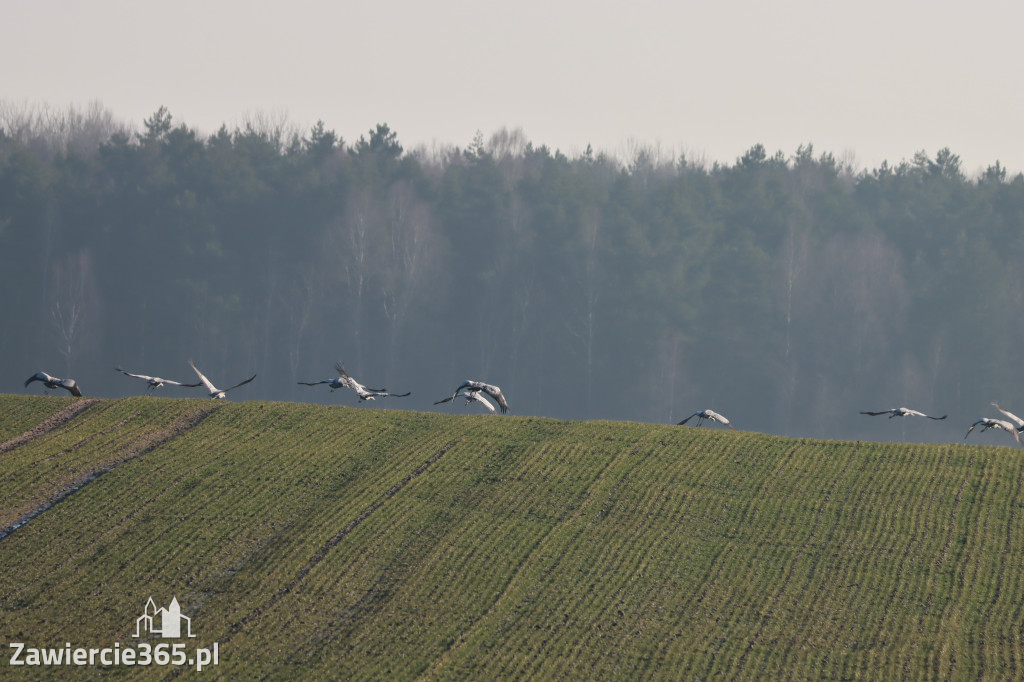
[
  {"x1": 677, "y1": 409, "x2": 734, "y2": 429},
  {"x1": 297, "y1": 366, "x2": 354, "y2": 393},
  {"x1": 859, "y1": 407, "x2": 946, "y2": 420},
  {"x1": 434, "y1": 389, "x2": 496, "y2": 413},
  {"x1": 115, "y1": 366, "x2": 201, "y2": 392},
  {"x1": 442, "y1": 380, "x2": 509, "y2": 414},
  {"x1": 24, "y1": 371, "x2": 83, "y2": 397},
  {"x1": 299, "y1": 362, "x2": 409, "y2": 402},
  {"x1": 964, "y1": 417, "x2": 1021, "y2": 445},
  {"x1": 189, "y1": 360, "x2": 256, "y2": 400}
]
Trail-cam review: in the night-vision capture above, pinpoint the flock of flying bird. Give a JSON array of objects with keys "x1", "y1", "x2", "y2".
[
  {"x1": 20, "y1": 365, "x2": 1024, "y2": 446},
  {"x1": 856, "y1": 404, "x2": 1024, "y2": 446},
  {"x1": 673, "y1": 404, "x2": 1024, "y2": 446},
  {"x1": 24, "y1": 362, "x2": 511, "y2": 415}
]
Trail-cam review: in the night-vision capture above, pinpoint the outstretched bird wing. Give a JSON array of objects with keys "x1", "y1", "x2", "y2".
[
  {"x1": 860, "y1": 410, "x2": 894, "y2": 417},
  {"x1": 188, "y1": 360, "x2": 220, "y2": 395},
  {"x1": 436, "y1": 391, "x2": 493, "y2": 412},
  {"x1": 456, "y1": 390, "x2": 497, "y2": 412},
  {"x1": 60, "y1": 380, "x2": 83, "y2": 397},
  {"x1": 483, "y1": 386, "x2": 509, "y2": 413},
  {"x1": 992, "y1": 402, "x2": 1024, "y2": 429},
  {"x1": 468, "y1": 392, "x2": 497, "y2": 412},
  {"x1": 991, "y1": 419, "x2": 1023, "y2": 445},
  {"x1": 25, "y1": 371, "x2": 57, "y2": 388},
  {"x1": 162, "y1": 379, "x2": 203, "y2": 387},
  {"x1": 902, "y1": 408, "x2": 946, "y2": 420},
  {"x1": 677, "y1": 411, "x2": 700, "y2": 426},
  {"x1": 334, "y1": 362, "x2": 356, "y2": 385},
  {"x1": 116, "y1": 367, "x2": 156, "y2": 382},
  {"x1": 996, "y1": 420, "x2": 1024, "y2": 444},
  {"x1": 224, "y1": 374, "x2": 257, "y2": 393}
]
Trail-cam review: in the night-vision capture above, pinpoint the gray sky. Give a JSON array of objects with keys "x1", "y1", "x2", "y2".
[{"x1": 4, "y1": 0, "x2": 1022, "y2": 173}]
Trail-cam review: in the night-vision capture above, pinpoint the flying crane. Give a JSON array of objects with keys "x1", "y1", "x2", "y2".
[
  {"x1": 677, "y1": 409, "x2": 734, "y2": 429},
  {"x1": 442, "y1": 380, "x2": 509, "y2": 414},
  {"x1": 964, "y1": 417, "x2": 1021, "y2": 445},
  {"x1": 115, "y1": 366, "x2": 201, "y2": 392},
  {"x1": 24, "y1": 371, "x2": 83, "y2": 397},
  {"x1": 434, "y1": 389, "x2": 496, "y2": 413},
  {"x1": 859, "y1": 407, "x2": 947, "y2": 420},
  {"x1": 189, "y1": 360, "x2": 256, "y2": 400},
  {"x1": 299, "y1": 362, "x2": 410, "y2": 402}
]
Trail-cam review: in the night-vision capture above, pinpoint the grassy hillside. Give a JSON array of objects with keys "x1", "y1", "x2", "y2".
[{"x1": 1, "y1": 394, "x2": 1023, "y2": 679}]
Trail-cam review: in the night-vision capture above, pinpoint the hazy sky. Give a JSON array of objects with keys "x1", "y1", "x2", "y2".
[{"x1": 4, "y1": 0, "x2": 1022, "y2": 173}]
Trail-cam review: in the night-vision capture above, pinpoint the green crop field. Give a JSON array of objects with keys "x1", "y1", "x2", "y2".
[{"x1": 2, "y1": 394, "x2": 1023, "y2": 679}]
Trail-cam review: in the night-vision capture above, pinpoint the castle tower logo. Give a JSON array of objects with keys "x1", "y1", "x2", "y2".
[{"x1": 132, "y1": 597, "x2": 195, "y2": 639}]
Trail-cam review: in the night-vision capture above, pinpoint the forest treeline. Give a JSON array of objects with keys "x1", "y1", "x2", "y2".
[{"x1": 2, "y1": 102, "x2": 1023, "y2": 441}]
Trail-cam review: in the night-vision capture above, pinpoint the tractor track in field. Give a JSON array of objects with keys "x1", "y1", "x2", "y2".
[
  {"x1": 0, "y1": 456, "x2": 220, "y2": 608},
  {"x1": 0, "y1": 403, "x2": 221, "y2": 544},
  {"x1": 31, "y1": 411, "x2": 144, "y2": 466},
  {"x1": 0, "y1": 398, "x2": 101, "y2": 455}
]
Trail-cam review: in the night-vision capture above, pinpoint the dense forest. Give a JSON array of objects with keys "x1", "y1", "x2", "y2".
[{"x1": 2, "y1": 102, "x2": 1023, "y2": 442}]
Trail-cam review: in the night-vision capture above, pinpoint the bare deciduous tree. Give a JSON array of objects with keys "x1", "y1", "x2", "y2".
[
  {"x1": 0, "y1": 100, "x2": 122, "y2": 158},
  {"x1": 48, "y1": 250, "x2": 99, "y2": 373},
  {"x1": 382, "y1": 181, "x2": 439, "y2": 378}
]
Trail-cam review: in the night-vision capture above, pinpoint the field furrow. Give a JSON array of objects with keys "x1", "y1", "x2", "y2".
[
  {"x1": 0, "y1": 398, "x2": 216, "y2": 537},
  {"x1": 0, "y1": 397, "x2": 98, "y2": 451}
]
